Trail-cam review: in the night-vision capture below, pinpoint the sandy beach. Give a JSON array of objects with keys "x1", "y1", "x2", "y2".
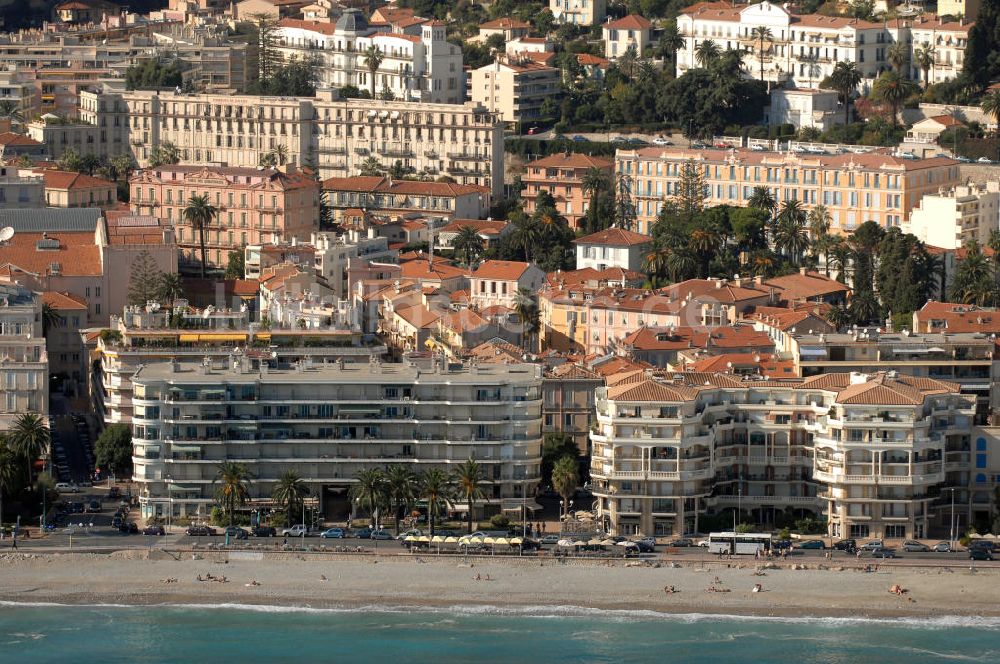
[{"x1": 0, "y1": 550, "x2": 997, "y2": 619}]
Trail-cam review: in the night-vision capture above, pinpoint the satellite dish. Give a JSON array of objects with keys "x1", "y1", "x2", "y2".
[{"x1": 0, "y1": 227, "x2": 14, "y2": 242}]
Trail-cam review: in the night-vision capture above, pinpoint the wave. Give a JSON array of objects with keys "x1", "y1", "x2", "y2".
[{"x1": 1, "y1": 600, "x2": 999, "y2": 630}]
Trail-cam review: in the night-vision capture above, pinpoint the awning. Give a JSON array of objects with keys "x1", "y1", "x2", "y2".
[
  {"x1": 198, "y1": 334, "x2": 246, "y2": 342},
  {"x1": 799, "y1": 347, "x2": 827, "y2": 357},
  {"x1": 254, "y1": 333, "x2": 271, "y2": 341},
  {"x1": 179, "y1": 334, "x2": 200, "y2": 343},
  {"x1": 961, "y1": 383, "x2": 990, "y2": 390},
  {"x1": 893, "y1": 347, "x2": 930, "y2": 353},
  {"x1": 501, "y1": 499, "x2": 544, "y2": 512},
  {"x1": 167, "y1": 483, "x2": 202, "y2": 492}
]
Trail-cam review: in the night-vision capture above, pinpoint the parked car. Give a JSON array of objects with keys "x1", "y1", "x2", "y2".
[
  {"x1": 85, "y1": 500, "x2": 101, "y2": 513},
  {"x1": 796, "y1": 539, "x2": 826, "y2": 550},
  {"x1": 667, "y1": 538, "x2": 693, "y2": 547},
  {"x1": 696, "y1": 539, "x2": 711, "y2": 547},
  {"x1": 969, "y1": 540, "x2": 996, "y2": 553},
  {"x1": 750, "y1": 144, "x2": 766, "y2": 151},
  {"x1": 397, "y1": 529, "x2": 423, "y2": 541},
  {"x1": 969, "y1": 548, "x2": 994, "y2": 561},
  {"x1": 281, "y1": 524, "x2": 310, "y2": 537},
  {"x1": 186, "y1": 525, "x2": 217, "y2": 536},
  {"x1": 860, "y1": 540, "x2": 884, "y2": 551},
  {"x1": 772, "y1": 539, "x2": 793, "y2": 551},
  {"x1": 833, "y1": 538, "x2": 857, "y2": 551},
  {"x1": 633, "y1": 537, "x2": 656, "y2": 553},
  {"x1": 902, "y1": 540, "x2": 929, "y2": 552},
  {"x1": 320, "y1": 528, "x2": 346, "y2": 539},
  {"x1": 55, "y1": 482, "x2": 79, "y2": 493},
  {"x1": 977, "y1": 156, "x2": 993, "y2": 164},
  {"x1": 540, "y1": 534, "x2": 560, "y2": 545},
  {"x1": 225, "y1": 526, "x2": 249, "y2": 540},
  {"x1": 118, "y1": 522, "x2": 139, "y2": 534},
  {"x1": 435, "y1": 530, "x2": 457, "y2": 538},
  {"x1": 870, "y1": 547, "x2": 897, "y2": 559},
  {"x1": 652, "y1": 137, "x2": 673, "y2": 146},
  {"x1": 370, "y1": 529, "x2": 393, "y2": 540},
  {"x1": 353, "y1": 527, "x2": 373, "y2": 539},
  {"x1": 142, "y1": 525, "x2": 165, "y2": 536},
  {"x1": 526, "y1": 126, "x2": 539, "y2": 135},
  {"x1": 252, "y1": 526, "x2": 276, "y2": 538},
  {"x1": 518, "y1": 538, "x2": 542, "y2": 551},
  {"x1": 572, "y1": 135, "x2": 588, "y2": 142},
  {"x1": 955, "y1": 155, "x2": 972, "y2": 163},
  {"x1": 932, "y1": 541, "x2": 953, "y2": 553}
]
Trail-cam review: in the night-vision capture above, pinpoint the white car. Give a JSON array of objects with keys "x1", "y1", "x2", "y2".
[
  {"x1": 281, "y1": 524, "x2": 310, "y2": 537},
  {"x1": 696, "y1": 538, "x2": 711, "y2": 547},
  {"x1": 540, "y1": 534, "x2": 560, "y2": 545},
  {"x1": 652, "y1": 137, "x2": 673, "y2": 146},
  {"x1": 978, "y1": 156, "x2": 993, "y2": 164},
  {"x1": 397, "y1": 528, "x2": 423, "y2": 541},
  {"x1": 55, "y1": 482, "x2": 79, "y2": 493},
  {"x1": 750, "y1": 144, "x2": 766, "y2": 151}
]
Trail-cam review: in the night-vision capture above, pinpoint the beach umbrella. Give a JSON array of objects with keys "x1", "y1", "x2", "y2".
[
  {"x1": 509, "y1": 537, "x2": 523, "y2": 545},
  {"x1": 404, "y1": 535, "x2": 417, "y2": 542},
  {"x1": 431, "y1": 535, "x2": 446, "y2": 543},
  {"x1": 483, "y1": 537, "x2": 496, "y2": 545},
  {"x1": 470, "y1": 536, "x2": 485, "y2": 544},
  {"x1": 588, "y1": 538, "x2": 604, "y2": 546},
  {"x1": 494, "y1": 537, "x2": 509, "y2": 546},
  {"x1": 416, "y1": 535, "x2": 430, "y2": 543},
  {"x1": 444, "y1": 536, "x2": 459, "y2": 543},
  {"x1": 601, "y1": 538, "x2": 616, "y2": 546},
  {"x1": 572, "y1": 540, "x2": 586, "y2": 547},
  {"x1": 557, "y1": 539, "x2": 573, "y2": 547},
  {"x1": 615, "y1": 540, "x2": 637, "y2": 548}
]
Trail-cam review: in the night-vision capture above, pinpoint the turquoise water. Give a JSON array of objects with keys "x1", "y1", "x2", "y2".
[{"x1": 1, "y1": 603, "x2": 998, "y2": 663}]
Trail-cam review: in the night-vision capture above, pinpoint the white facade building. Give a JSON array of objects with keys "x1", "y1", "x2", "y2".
[
  {"x1": 767, "y1": 88, "x2": 842, "y2": 131},
  {"x1": 312, "y1": 229, "x2": 397, "y2": 298},
  {"x1": 275, "y1": 11, "x2": 465, "y2": 105},
  {"x1": 0, "y1": 284, "x2": 48, "y2": 432},
  {"x1": 905, "y1": 182, "x2": 1000, "y2": 250}
]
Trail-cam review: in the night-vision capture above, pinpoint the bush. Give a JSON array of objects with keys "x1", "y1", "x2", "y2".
[
  {"x1": 488, "y1": 514, "x2": 511, "y2": 530},
  {"x1": 777, "y1": 527, "x2": 791, "y2": 540}
]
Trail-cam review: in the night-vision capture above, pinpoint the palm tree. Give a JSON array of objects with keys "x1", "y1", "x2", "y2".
[
  {"x1": 618, "y1": 44, "x2": 639, "y2": 80},
  {"x1": 981, "y1": 90, "x2": 1000, "y2": 131},
  {"x1": 363, "y1": 45, "x2": 384, "y2": 99},
  {"x1": 775, "y1": 200, "x2": 809, "y2": 263},
  {"x1": 951, "y1": 240, "x2": 994, "y2": 305},
  {"x1": 8, "y1": 413, "x2": 49, "y2": 490},
  {"x1": 826, "y1": 304, "x2": 852, "y2": 330},
  {"x1": 384, "y1": 465, "x2": 417, "y2": 535},
  {"x1": 829, "y1": 241, "x2": 853, "y2": 284},
  {"x1": 510, "y1": 216, "x2": 540, "y2": 263},
  {"x1": 0, "y1": 435, "x2": 18, "y2": 526},
  {"x1": 912, "y1": 45, "x2": 935, "y2": 87},
  {"x1": 749, "y1": 26, "x2": 773, "y2": 83},
  {"x1": 108, "y1": 154, "x2": 134, "y2": 182},
  {"x1": 359, "y1": 155, "x2": 383, "y2": 176},
  {"x1": 272, "y1": 470, "x2": 310, "y2": 527},
  {"x1": 748, "y1": 186, "x2": 776, "y2": 216},
  {"x1": 666, "y1": 249, "x2": 697, "y2": 282},
  {"x1": 453, "y1": 459, "x2": 487, "y2": 535},
  {"x1": 807, "y1": 204, "x2": 831, "y2": 240},
  {"x1": 419, "y1": 468, "x2": 453, "y2": 537},
  {"x1": 872, "y1": 70, "x2": 917, "y2": 128},
  {"x1": 689, "y1": 228, "x2": 720, "y2": 278},
  {"x1": 158, "y1": 273, "x2": 184, "y2": 309},
  {"x1": 829, "y1": 61, "x2": 862, "y2": 125},
  {"x1": 452, "y1": 225, "x2": 484, "y2": 267},
  {"x1": 41, "y1": 302, "x2": 62, "y2": 336},
  {"x1": 656, "y1": 21, "x2": 684, "y2": 69},
  {"x1": 350, "y1": 468, "x2": 386, "y2": 528},
  {"x1": 258, "y1": 151, "x2": 277, "y2": 168},
  {"x1": 513, "y1": 287, "x2": 540, "y2": 353},
  {"x1": 887, "y1": 42, "x2": 908, "y2": 73},
  {"x1": 272, "y1": 144, "x2": 288, "y2": 166},
  {"x1": 0, "y1": 100, "x2": 23, "y2": 128},
  {"x1": 215, "y1": 462, "x2": 252, "y2": 527},
  {"x1": 643, "y1": 244, "x2": 671, "y2": 281},
  {"x1": 694, "y1": 40, "x2": 721, "y2": 68},
  {"x1": 751, "y1": 252, "x2": 776, "y2": 277},
  {"x1": 183, "y1": 194, "x2": 219, "y2": 278},
  {"x1": 148, "y1": 141, "x2": 180, "y2": 167},
  {"x1": 551, "y1": 455, "x2": 579, "y2": 520},
  {"x1": 581, "y1": 167, "x2": 608, "y2": 208}
]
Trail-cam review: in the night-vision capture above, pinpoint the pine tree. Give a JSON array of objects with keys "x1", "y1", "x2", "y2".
[
  {"x1": 674, "y1": 159, "x2": 707, "y2": 226},
  {"x1": 128, "y1": 249, "x2": 164, "y2": 307}
]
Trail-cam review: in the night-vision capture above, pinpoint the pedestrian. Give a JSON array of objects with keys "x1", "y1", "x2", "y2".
[
  {"x1": 11, "y1": 531, "x2": 16, "y2": 550},
  {"x1": 283, "y1": 535, "x2": 288, "y2": 546}
]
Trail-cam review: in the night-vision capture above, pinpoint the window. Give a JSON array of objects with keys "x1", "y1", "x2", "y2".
[
  {"x1": 976, "y1": 453, "x2": 987, "y2": 468},
  {"x1": 976, "y1": 437, "x2": 987, "y2": 451}
]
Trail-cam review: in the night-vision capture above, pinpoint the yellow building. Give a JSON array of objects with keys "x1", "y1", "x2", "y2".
[{"x1": 615, "y1": 147, "x2": 962, "y2": 236}]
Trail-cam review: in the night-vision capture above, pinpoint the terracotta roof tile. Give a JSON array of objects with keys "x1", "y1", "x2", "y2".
[
  {"x1": 606, "y1": 379, "x2": 699, "y2": 402},
  {"x1": 0, "y1": 231, "x2": 101, "y2": 277},
  {"x1": 574, "y1": 227, "x2": 652, "y2": 247},
  {"x1": 42, "y1": 290, "x2": 88, "y2": 309},
  {"x1": 473, "y1": 260, "x2": 532, "y2": 281},
  {"x1": 604, "y1": 14, "x2": 652, "y2": 30},
  {"x1": 527, "y1": 153, "x2": 613, "y2": 170},
  {"x1": 480, "y1": 18, "x2": 531, "y2": 29},
  {"x1": 0, "y1": 133, "x2": 43, "y2": 147}
]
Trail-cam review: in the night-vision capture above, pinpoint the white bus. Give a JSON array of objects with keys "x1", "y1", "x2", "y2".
[{"x1": 707, "y1": 532, "x2": 772, "y2": 555}]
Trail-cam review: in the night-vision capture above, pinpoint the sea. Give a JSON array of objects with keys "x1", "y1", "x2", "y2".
[{"x1": 0, "y1": 602, "x2": 997, "y2": 663}]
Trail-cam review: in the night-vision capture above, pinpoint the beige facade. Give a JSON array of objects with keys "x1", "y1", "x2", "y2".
[
  {"x1": 592, "y1": 371, "x2": 973, "y2": 540},
  {"x1": 905, "y1": 181, "x2": 1000, "y2": 250},
  {"x1": 0, "y1": 166, "x2": 44, "y2": 208},
  {"x1": 616, "y1": 147, "x2": 962, "y2": 236},
  {"x1": 522, "y1": 152, "x2": 613, "y2": 229},
  {"x1": 937, "y1": 0, "x2": 981, "y2": 19},
  {"x1": 40, "y1": 170, "x2": 117, "y2": 209},
  {"x1": 470, "y1": 57, "x2": 561, "y2": 125},
  {"x1": 550, "y1": 0, "x2": 606, "y2": 26},
  {"x1": 0, "y1": 284, "x2": 48, "y2": 432},
  {"x1": 130, "y1": 357, "x2": 542, "y2": 520},
  {"x1": 129, "y1": 164, "x2": 320, "y2": 271},
  {"x1": 79, "y1": 87, "x2": 504, "y2": 197}
]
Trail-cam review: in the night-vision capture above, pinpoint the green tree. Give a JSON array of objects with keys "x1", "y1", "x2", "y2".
[
  {"x1": 360, "y1": 156, "x2": 383, "y2": 176},
  {"x1": 385, "y1": 465, "x2": 417, "y2": 534},
  {"x1": 453, "y1": 459, "x2": 487, "y2": 534},
  {"x1": 215, "y1": 462, "x2": 252, "y2": 527},
  {"x1": 56, "y1": 148, "x2": 84, "y2": 173},
  {"x1": 272, "y1": 470, "x2": 310, "y2": 527},
  {"x1": 656, "y1": 20, "x2": 684, "y2": 69},
  {"x1": 419, "y1": 468, "x2": 453, "y2": 536},
  {"x1": 148, "y1": 141, "x2": 181, "y2": 168},
  {"x1": 350, "y1": 468, "x2": 386, "y2": 526},
  {"x1": 828, "y1": 61, "x2": 863, "y2": 125},
  {"x1": 750, "y1": 26, "x2": 773, "y2": 83},
  {"x1": 0, "y1": 100, "x2": 24, "y2": 128},
  {"x1": 125, "y1": 57, "x2": 184, "y2": 90},
  {"x1": 541, "y1": 433, "x2": 577, "y2": 485},
  {"x1": 551, "y1": 455, "x2": 579, "y2": 519},
  {"x1": 128, "y1": 249, "x2": 165, "y2": 306},
  {"x1": 912, "y1": 45, "x2": 935, "y2": 88},
  {"x1": 981, "y1": 90, "x2": 1000, "y2": 130},
  {"x1": 0, "y1": 435, "x2": 19, "y2": 524},
  {"x1": 872, "y1": 71, "x2": 917, "y2": 127},
  {"x1": 41, "y1": 302, "x2": 61, "y2": 337},
  {"x1": 674, "y1": 159, "x2": 707, "y2": 225},
  {"x1": 363, "y1": 45, "x2": 384, "y2": 99},
  {"x1": 94, "y1": 424, "x2": 133, "y2": 477},
  {"x1": 9, "y1": 413, "x2": 49, "y2": 490},
  {"x1": 950, "y1": 239, "x2": 995, "y2": 305},
  {"x1": 225, "y1": 250, "x2": 246, "y2": 280},
  {"x1": 694, "y1": 40, "x2": 720, "y2": 68},
  {"x1": 775, "y1": 200, "x2": 809, "y2": 263},
  {"x1": 513, "y1": 287, "x2": 540, "y2": 353},
  {"x1": 183, "y1": 194, "x2": 219, "y2": 278},
  {"x1": 158, "y1": 272, "x2": 184, "y2": 308},
  {"x1": 252, "y1": 13, "x2": 279, "y2": 81},
  {"x1": 452, "y1": 225, "x2": 484, "y2": 266},
  {"x1": 887, "y1": 42, "x2": 908, "y2": 73}
]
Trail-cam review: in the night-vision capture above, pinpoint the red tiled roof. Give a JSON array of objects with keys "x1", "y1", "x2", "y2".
[
  {"x1": 0, "y1": 132, "x2": 43, "y2": 147},
  {"x1": 473, "y1": 260, "x2": 532, "y2": 281},
  {"x1": 606, "y1": 379, "x2": 698, "y2": 402},
  {"x1": 604, "y1": 14, "x2": 652, "y2": 30},
  {"x1": 399, "y1": 259, "x2": 466, "y2": 280},
  {"x1": 276, "y1": 18, "x2": 337, "y2": 34},
  {"x1": 761, "y1": 270, "x2": 850, "y2": 301},
  {"x1": 39, "y1": 169, "x2": 115, "y2": 191},
  {"x1": 574, "y1": 227, "x2": 652, "y2": 247},
  {"x1": 322, "y1": 176, "x2": 488, "y2": 197},
  {"x1": 394, "y1": 304, "x2": 441, "y2": 329},
  {"x1": 0, "y1": 231, "x2": 101, "y2": 277},
  {"x1": 527, "y1": 153, "x2": 613, "y2": 170},
  {"x1": 913, "y1": 301, "x2": 1000, "y2": 333},
  {"x1": 439, "y1": 219, "x2": 508, "y2": 236},
  {"x1": 686, "y1": 352, "x2": 797, "y2": 377},
  {"x1": 42, "y1": 290, "x2": 88, "y2": 309}
]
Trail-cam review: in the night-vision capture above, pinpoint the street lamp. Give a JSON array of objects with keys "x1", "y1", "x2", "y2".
[{"x1": 944, "y1": 487, "x2": 957, "y2": 550}]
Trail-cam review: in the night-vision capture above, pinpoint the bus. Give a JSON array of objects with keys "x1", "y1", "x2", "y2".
[{"x1": 707, "y1": 532, "x2": 772, "y2": 555}]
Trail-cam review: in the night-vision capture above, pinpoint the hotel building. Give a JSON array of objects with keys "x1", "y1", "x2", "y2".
[
  {"x1": 129, "y1": 356, "x2": 542, "y2": 520},
  {"x1": 615, "y1": 147, "x2": 961, "y2": 236},
  {"x1": 522, "y1": 152, "x2": 613, "y2": 230},
  {"x1": 78, "y1": 87, "x2": 504, "y2": 197},
  {"x1": 592, "y1": 371, "x2": 973, "y2": 540}
]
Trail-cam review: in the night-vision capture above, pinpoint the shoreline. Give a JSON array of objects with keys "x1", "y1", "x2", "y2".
[{"x1": 1, "y1": 551, "x2": 998, "y2": 622}]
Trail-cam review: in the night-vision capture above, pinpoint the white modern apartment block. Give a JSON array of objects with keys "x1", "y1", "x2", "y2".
[
  {"x1": 0, "y1": 284, "x2": 48, "y2": 432},
  {"x1": 905, "y1": 182, "x2": 1000, "y2": 250},
  {"x1": 78, "y1": 86, "x2": 504, "y2": 197},
  {"x1": 311, "y1": 229, "x2": 397, "y2": 298},
  {"x1": 130, "y1": 356, "x2": 543, "y2": 520},
  {"x1": 592, "y1": 371, "x2": 972, "y2": 540},
  {"x1": 275, "y1": 11, "x2": 464, "y2": 104},
  {"x1": 676, "y1": 1, "x2": 970, "y2": 90}
]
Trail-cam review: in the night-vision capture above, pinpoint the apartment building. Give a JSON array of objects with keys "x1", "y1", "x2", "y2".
[
  {"x1": 543, "y1": 362, "x2": 603, "y2": 457},
  {"x1": 790, "y1": 330, "x2": 997, "y2": 425},
  {"x1": 549, "y1": 0, "x2": 607, "y2": 26},
  {"x1": 574, "y1": 228, "x2": 653, "y2": 272},
  {"x1": 40, "y1": 170, "x2": 117, "y2": 209},
  {"x1": 592, "y1": 371, "x2": 973, "y2": 540},
  {"x1": 275, "y1": 12, "x2": 464, "y2": 104},
  {"x1": 0, "y1": 284, "x2": 48, "y2": 432},
  {"x1": 522, "y1": 152, "x2": 613, "y2": 229},
  {"x1": 0, "y1": 132, "x2": 46, "y2": 160},
  {"x1": 906, "y1": 181, "x2": 1000, "y2": 250},
  {"x1": 0, "y1": 70, "x2": 39, "y2": 123},
  {"x1": 0, "y1": 166, "x2": 44, "y2": 209},
  {"x1": 470, "y1": 260, "x2": 546, "y2": 310},
  {"x1": 470, "y1": 56, "x2": 562, "y2": 125},
  {"x1": 322, "y1": 176, "x2": 491, "y2": 221},
  {"x1": 42, "y1": 290, "x2": 87, "y2": 388},
  {"x1": 310, "y1": 229, "x2": 398, "y2": 298},
  {"x1": 677, "y1": 1, "x2": 970, "y2": 89},
  {"x1": 603, "y1": 14, "x2": 654, "y2": 60},
  {"x1": 909, "y1": 16, "x2": 971, "y2": 84},
  {"x1": 129, "y1": 164, "x2": 320, "y2": 271},
  {"x1": 92, "y1": 302, "x2": 384, "y2": 425},
  {"x1": 615, "y1": 147, "x2": 961, "y2": 236},
  {"x1": 478, "y1": 18, "x2": 532, "y2": 41},
  {"x1": 79, "y1": 87, "x2": 504, "y2": 197},
  {"x1": 938, "y1": 0, "x2": 981, "y2": 19},
  {"x1": 129, "y1": 356, "x2": 543, "y2": 521}
]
